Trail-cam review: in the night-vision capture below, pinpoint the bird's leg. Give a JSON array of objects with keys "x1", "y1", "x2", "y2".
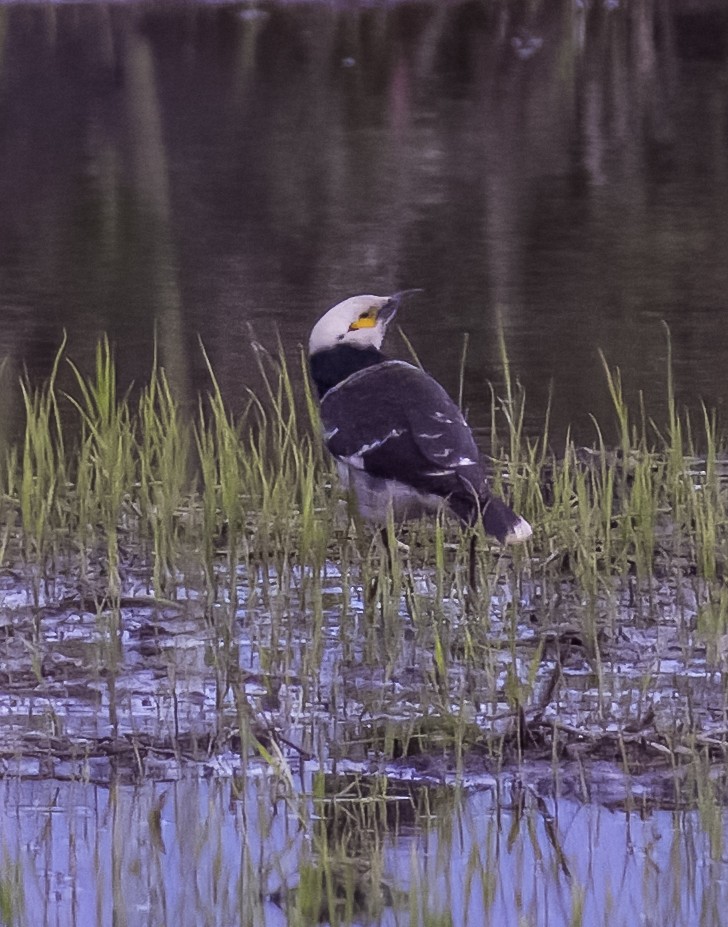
[
  {"x1": 387, "y1": 520, "x2": 420, "y2": 625},
  {"x1": 362, "y1": 528, "x2": 388, "y2": 618},
  {"x1": 380, "y1": 526, "x2": 395, "y2": 574},
  {"x1": 378, "y1": 522, "x2": 420, "y2": 631},
  {"x1": 343, "y1": 492, "x2": 379, "y2": 617},
  {"x1": 465, "y1": 531, "x2": 478, "y2": 616},
  {"x1": 469, "y1": 532, "x2": 477, "y2": 591},
  {"x1": 358, "y1": 534, "x2": 382, "y2": 620},
  {"x1": 373, "y1": 519, "x2": 397, "y2": 614},
  {"x1": 373, "y1": 514, "x2": 418, "y2": 618}
]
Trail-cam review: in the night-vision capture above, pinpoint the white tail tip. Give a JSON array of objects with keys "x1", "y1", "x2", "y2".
[{"x1": 504, "y1": 516, "x2": 533, "y2": 545}]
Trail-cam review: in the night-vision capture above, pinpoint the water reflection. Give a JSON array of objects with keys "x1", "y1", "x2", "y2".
[
  {"x1": 2, "y1": 773, "x2": 728, "y2": 926},
  {"x1": 0, "y1": 1, "x2": 727, "y2": 444}
]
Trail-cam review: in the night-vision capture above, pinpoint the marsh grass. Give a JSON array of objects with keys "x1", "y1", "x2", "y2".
[
  {"x1": 3, "y1": 337, "x2": 727, "y2": 644},
  {"x1": 2, "y1": 339, "x2": 728, "y2": 753},
  {"x1": 3, "y1": 334, "x2": 728, "y2": 926}
]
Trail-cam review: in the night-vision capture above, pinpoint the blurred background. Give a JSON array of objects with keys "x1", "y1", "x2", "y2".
[{"x1": 0, "y1": 0, "x2": 726, "y2": 444}]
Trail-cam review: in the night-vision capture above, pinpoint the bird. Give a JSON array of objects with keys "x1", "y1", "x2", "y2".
[{"x1": 308, "y1": 291, "x2": 532, "y2": 546}]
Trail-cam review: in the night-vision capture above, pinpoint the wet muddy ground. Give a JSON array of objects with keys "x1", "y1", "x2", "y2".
[
  {"x1": 2, "y1": 500, "x2": 728, "y2": 926},
  {"x1": 0, "y1": 520, "x2": 724, "y2": 804},
  {"x1": 1, "y1": 576, "x2": 727, "y2": 927}
]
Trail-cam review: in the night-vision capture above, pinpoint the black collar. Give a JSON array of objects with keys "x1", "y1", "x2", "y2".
[{"x1": 309, "y1": 345, "x2": 385, "y2": 398}]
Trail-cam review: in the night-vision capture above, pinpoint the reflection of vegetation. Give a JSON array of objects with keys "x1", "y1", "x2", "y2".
[
  {"x1": 7, "y1": 768, "x2": 728, "y2": 927},
  {"x1": 1, "y1": 1, "x2": 727, "y2": 445},
  {"x1": 271, "y1": 774, "x2": 456, "y2": 925}
]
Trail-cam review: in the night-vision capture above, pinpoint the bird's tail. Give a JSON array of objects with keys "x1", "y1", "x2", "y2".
[
  {"x1": 450, "y1": 483, "x2": 532, "y2": 545},
  {"x1": 481, "y1": 494, "x2": 532, "y2": 545}
]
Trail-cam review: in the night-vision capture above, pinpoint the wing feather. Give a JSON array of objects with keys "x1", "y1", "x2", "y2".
[{"x1": 321, "y1": 361, "x2": 485, "y2": 500}]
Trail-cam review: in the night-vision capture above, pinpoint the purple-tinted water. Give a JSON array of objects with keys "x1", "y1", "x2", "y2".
[{"x1": 0, "y1": 1, "x2": 727, "y2": 444}]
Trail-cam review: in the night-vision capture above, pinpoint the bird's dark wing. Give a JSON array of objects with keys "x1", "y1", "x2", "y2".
[{"x1": 320, "y1": 361, "x2": 485, "y2": 500}]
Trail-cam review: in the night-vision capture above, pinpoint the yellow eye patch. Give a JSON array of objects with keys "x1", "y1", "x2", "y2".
[{"x1": 348, "y1": 312, "x2": 377, "y2": 331}]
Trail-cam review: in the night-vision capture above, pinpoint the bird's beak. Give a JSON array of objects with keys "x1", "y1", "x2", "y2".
[{"x1": 379, "y1": 288, "x2": 423, "y2": 324}]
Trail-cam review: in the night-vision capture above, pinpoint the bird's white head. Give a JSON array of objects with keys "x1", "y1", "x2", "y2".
[{"x1": 308, "y1": 291, "x2": 419, "y2": 356}]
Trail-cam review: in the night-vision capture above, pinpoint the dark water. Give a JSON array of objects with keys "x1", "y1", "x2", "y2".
[{"x1": 1, "y1": 0, "x2": 728, "y2": 443}]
